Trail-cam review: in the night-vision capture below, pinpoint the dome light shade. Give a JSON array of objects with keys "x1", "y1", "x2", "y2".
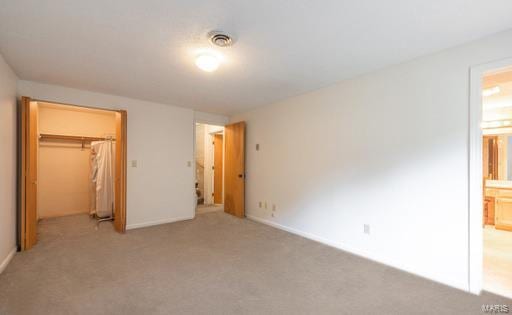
[{"x1": 195, "y1": 53, "x2": 220, "y2": 72}]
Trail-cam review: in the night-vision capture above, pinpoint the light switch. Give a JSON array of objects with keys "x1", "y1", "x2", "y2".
[
  {"x1": 187, "y1": 161, "x2": 192, "y2": 167},
  {"x1": 131, "y1": 160, "x2": 137, "y2": 168}
]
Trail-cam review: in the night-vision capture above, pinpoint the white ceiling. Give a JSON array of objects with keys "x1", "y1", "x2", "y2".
[{"x1": 1, "y1": 1, "x2": 512, "y2": 115}]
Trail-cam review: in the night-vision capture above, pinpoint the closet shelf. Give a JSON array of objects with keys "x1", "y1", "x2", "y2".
[{"x1": 39, "y1": 133, "x2": 115, "y2": 142}]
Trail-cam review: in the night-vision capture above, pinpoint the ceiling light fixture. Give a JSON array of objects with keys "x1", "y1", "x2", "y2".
[
  {"x1": 482, "y1": 86, "x2": 501, "y2": 97},
  {"x1": 195, "y1": 53, "x2": 220, "y2": 72},
  {"x1": 194, "y1": 31, "x2": 234, "y2": 72}
]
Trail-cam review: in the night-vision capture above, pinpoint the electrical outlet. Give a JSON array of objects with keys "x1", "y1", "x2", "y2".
[
  {"x1": 272, "y1": 204, "x2": 276, "y2": 211},
  {"x1": 271, "y1": 213, "x2": 275, "y2": 217},
  {"x1": 364, "y1": 224, "x2": 370, "y2": 235},
  {"x1": 258, "y1": 201, "x2": 262, "y2": 208}
]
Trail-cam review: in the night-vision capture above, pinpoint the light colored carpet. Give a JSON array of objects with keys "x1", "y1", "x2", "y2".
[
  {"x1": 196, "y1": 204, "x2": 224, "y2": 214},
  {"x1": 0, "y1": 212, "x2": 510, "y2": 315}
]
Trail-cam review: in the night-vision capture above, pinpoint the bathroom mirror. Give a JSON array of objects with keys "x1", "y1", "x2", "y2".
[{"x1": 485, "y1": 134, "x2": 512, "y2": 181}]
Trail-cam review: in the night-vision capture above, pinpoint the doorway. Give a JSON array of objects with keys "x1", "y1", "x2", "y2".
[
  {"x1": 18, "y1": 98, "x2": 127, "y2": 251},
  {"x1": 195, "y1": 123, "x2": 225, "y2": 214},
  {"x1": 469, "y1": 58, "x2": 512, "y2": 297},
  {"x1": 194, "y1": 121, "x2": 246, "y2": 218},
  {"x1": 480, "y1": 67, "x2": 512, "y2": 298}
]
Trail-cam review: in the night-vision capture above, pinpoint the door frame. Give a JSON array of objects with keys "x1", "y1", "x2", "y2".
[
  {"x1": 18, "y1": 98, "x2": 128, "y2": 250},
  {"x1": 213, "y1": 132, "x2": 224, "y2": 204},
  {"x1": 468, "y1": 57, "x2": 512, "y2": 294},
  {"x1": 19, "y1": 97, "x2": 38, "y2": 250},
  {"x1": 192, "y1": 119, "x2": 226, "y2": 213}
]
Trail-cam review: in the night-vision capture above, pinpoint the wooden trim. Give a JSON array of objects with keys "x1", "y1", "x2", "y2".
[
  {"x1": 19, "y1": 96, "x2": 39, "y2": 250},
  {"x1": 114, "y1": 110, "x2": 127, "y2": 233},
  {"x1": 19, "y1": 97, "x2": 29, "y2": 250},
  {"x1": 19, "y1": 98, "x2": 39, "y2": 250}
]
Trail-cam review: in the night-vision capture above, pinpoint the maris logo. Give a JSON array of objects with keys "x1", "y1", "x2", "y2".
[{"x1": 482, "y1": 304, "x2": 509, "y2": 314}]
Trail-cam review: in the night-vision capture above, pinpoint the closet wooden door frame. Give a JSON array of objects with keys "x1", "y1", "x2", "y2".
[
  {"x1": 18, "y1": 98, "x2": 128, "y2": 251},
  {"x1": 114, "y1": 110, "x2": 127, "y2": 233},
  {"x1": 19, "y1": 96, "x2": 38, "y2": 250}
]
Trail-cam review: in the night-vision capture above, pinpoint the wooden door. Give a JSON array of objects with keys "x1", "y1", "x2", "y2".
[
  {"x1": 213, "y1": 134, "x2": 223, "y2": 204},
  {"x1": 114, "y1": 110, "x2": 127, "y2": 233},
  {"x1": 496, "y1": 197, "x2": 512, "y2": 231},
  {"x1": 224, "y1": 122, "x2": 245, "y2": 217},
  {"x1": 20, "y1": 97, "x2": 38, "y2": 250}
]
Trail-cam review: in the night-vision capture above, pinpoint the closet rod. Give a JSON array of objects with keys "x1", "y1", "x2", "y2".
[{"x1": 39, "y1": 133, "x2": 115, "y2": 142}]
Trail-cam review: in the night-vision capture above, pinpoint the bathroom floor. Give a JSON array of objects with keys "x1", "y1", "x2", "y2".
[{"x1": 483, "y1": 225, "x2": 512, "y2": 299}]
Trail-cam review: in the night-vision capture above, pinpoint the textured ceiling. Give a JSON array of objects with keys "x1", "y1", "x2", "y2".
[{"x1": 1, "y1": 0, "x2": 512, "y2": 114}]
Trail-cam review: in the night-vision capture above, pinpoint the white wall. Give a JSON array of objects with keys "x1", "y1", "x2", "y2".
[
  {"x1": 0, "y1": 54, "x2": 17, "y2": 273},
  {"x1": 194, "y1": 111, "x2": 229, "y2": 126},
  {"x1": 37, "y1": 103, "x2": 116, "y2": 218},
  {"x1": 231, "y1": 29, "x2": 512, "y2": 291},
  {"x1": 18, "y1": 80, "x2": 228, "y2": 229}
]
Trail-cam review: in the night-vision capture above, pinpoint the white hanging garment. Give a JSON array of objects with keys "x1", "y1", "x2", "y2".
[
  {"x1": 89, "y1": 148, "x2": 98, "y2": 215},
  {"x1": 91, "y1": 140, "x2": 115, "y2": 218}
]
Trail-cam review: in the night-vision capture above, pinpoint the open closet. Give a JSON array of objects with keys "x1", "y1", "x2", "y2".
[{"x1": 19, "y1": 98, "x2": 127, "y2": 250}]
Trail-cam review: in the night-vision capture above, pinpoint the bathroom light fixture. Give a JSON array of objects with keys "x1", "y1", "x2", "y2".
[
  {"x1": 195, "y1": 53, "x2": 220, "y2": 72},
  {"x1": 481, "y1": 120, "x2": 512, "y2": 129},
  {"x1": 482, "y1": 86, "x2": 501, "y2": 97}
]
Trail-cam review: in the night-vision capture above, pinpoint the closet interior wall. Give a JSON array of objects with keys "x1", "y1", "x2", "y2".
[{"x1": 37, "y1": 102, "x2": 116, "y2": 218}]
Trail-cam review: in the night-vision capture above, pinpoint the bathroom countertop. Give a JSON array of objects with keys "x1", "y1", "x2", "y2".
[{"x1": 486, "y1": 180, "x2": 512, "y2": 189}]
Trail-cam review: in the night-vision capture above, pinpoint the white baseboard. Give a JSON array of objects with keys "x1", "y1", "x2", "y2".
[
  {"x1": 247, "y1": 214, "x2": 371, "y2": 258},
  {"x1": 126, "y1": 215, "x2": 195, "y2": 230},
  {"x1": 0, "y1": 247, "x2": 16, "y2": 274},
  {"x1": 246, "y1": 214, "x2": 467, "y2": 292}
]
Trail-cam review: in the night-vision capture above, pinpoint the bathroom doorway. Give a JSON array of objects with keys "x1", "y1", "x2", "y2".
[
  {"x1": 480, "y1": 67, "x2": 512, "y2": 298},
  {"x1": 469, "y1": 58, "x2": 512, "y2": 297}
]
